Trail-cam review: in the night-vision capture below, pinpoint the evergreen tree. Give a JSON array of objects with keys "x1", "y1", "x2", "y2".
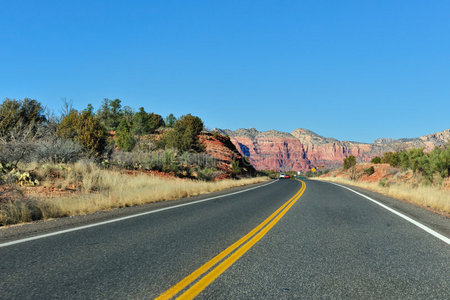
[
  {"x1": 163, "y1": 114, "x2": 204, "y2": 151},
  {"x1": 132, "y1": 107, "x2": 150, "y2": 136},
  {"x1": 343, "y1": 155, "x2": 356, "y2": 169},
  {"x1": 116, "y1": 119, "x2": 136, "y2": 152},
  {"x1": 96, "y1": 98, "x2": 123, "y2": 131},
  {"x1": 165, "y1": 113, "x2": 177, "y2": 127},
  {"x1": 148, "y1": 113, "x2": 165, "y2": 133},
  {"x1": 58, "y1": 110, "x2": 106, "y2": 156}
]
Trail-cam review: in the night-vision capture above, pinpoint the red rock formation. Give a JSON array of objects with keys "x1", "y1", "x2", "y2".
[
  {"x1": 198, "y1": 132, "x2": 256, "y2": 178},
  {"x1": 228, "y1": 136, "x2": 310, "y2": 171},
  {"x1": 215, "y1": 128, "x2": 450, "y2": 172}
]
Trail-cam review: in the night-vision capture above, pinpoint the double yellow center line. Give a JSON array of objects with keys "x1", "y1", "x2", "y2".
[{"x1": 156, "y1": 179, "x2": 306, "y2": 299}]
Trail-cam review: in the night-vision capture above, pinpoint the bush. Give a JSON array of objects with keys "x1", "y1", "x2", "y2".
[
  {"x1": 162, "y1": 149, "x2": 180, "y2": 173},
  {"x1": 58, "y1": 110, "x2": 107, "y2": 157},
  {"x1": 116, "y1": 119, "x2": 136, "y2": 152},
  {"x1": 148, "y1": 113, "x2": 165, "y2": 132},
  {"x1": 429, "y1": 146, "x2": 450, "y2": 178},
  {"x1": 231, "y1": 160, "x2": 241, "y2": 175},
  {"x1": 197, "y1": 168, "x2": 216, "y2": 181},
  {"x1": 389, "y1": 152, "x2": 401, "y2": 167},
  {"x1": 164, "y1": 113, "x2": 177, "y2": 128},
  {"x1": 96, "y1": 98, "x2": 123, "y2": 131},
  {"x1": 34, "y1": 138, "x2": 84, "y2": 163},
  {"x1": 0, "y1": 140, "x2": 37, "y2": 167},
  {"x1": 371, "y1": 156, "x2": 381, "y2": 164},
  {"x1": 343, "y1": 155, "x2": 356, "y2": 169},
  {"x1": 381, "y1": 152, "x2": 394, "y2": 164},
  {"x1": 377, "y1": 145, "x2": 450, "y2": 183},
  {"x1": 162, "y1": 114, "x2": 204, "y2": 152},
  {"x1": 379, "y1": 178, "x2": 388, "y2": 187},
  {"x1": 364, "y1": 166, "x2": 375, "y2": 176},
  {"x1": 131, "y1": 108, "x2": 165, "y2": 135},
  {"x1": 0, "y1": 98, "x2": 47, "y2": 138},
  {"x1": 180, "y1": 152, "x2": 217, "y2": 169},
  {"x1": 0, "y1": 198, "x2": 44, "y2": 226}
]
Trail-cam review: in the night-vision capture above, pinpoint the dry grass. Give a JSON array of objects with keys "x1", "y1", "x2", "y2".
[
  {"x1": 1, "y1": 164, "x2": 270, "y2": 225},
  {"x1": 314, "y1": 177, "x2": 450, "y2": 214},
  {"x1": 44, "y1": 173, "x2": 269, "y2": 217}
]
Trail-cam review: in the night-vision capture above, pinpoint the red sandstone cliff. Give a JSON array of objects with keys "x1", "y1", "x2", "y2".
[
  {"x1": 198, "y1": 132, "x2": 257, "y2": 178},
  {"x1": 215, "y1": 128, "x2": 450, "y2": 172}
]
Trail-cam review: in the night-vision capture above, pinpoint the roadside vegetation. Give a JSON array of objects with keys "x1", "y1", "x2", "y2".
[
  {"x1": 315, "y1": 146, "x2": 450, "y2": 214},
  {"x1": 0, "y1": 98, "x2": 266, "y2": 226}
]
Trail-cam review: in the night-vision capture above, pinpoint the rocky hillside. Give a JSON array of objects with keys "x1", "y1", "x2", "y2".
[
  {"x1": 198, "y1": 132, "x2": 257, "y2": 178},
  {"x1": 215, "y1": 128, "x2": 450, "y2": 171}
]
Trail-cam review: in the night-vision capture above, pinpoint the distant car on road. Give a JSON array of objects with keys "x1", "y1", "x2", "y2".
[
  {"x1": 279, "y1": 173, "x2": 286, "y2": 179},
  {"x1": 284, "y1": 175, "x2": 290, "y2": 179}
]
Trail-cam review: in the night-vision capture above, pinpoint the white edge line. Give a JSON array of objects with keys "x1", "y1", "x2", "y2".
[
  {"x1": 0, "y1": 180, "x2": 278, "y2": 248},
  {"x1": 327, "y1": 181, "x2": 450, "y2": 245}
]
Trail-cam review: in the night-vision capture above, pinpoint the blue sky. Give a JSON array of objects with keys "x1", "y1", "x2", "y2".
[{"x1": 1, "y1": 0, "x2": 449, "y2": 143}]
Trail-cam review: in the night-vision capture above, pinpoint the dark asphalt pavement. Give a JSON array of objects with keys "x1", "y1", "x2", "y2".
[{"x1": 1, "y1": 179, "x2": 449, "y2": 299}]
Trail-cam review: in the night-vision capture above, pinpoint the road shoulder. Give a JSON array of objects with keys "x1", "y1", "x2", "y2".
[
  {"x1": 317, "y1": 180, "x2": 450, "y2": 238},
  {"x1": 0, "y1": 179, "x2": 275, "y2": 244}
]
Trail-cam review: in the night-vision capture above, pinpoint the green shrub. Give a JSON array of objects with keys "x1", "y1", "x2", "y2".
[
  {"x1": 371, "y1": 156, "x2": 381, "y2": 164},
  {"x1": 197, "y1": 168, "x2": 216, "y2": 181},
  {"x1": 389, "y1": 152, "x2": 401, "y2": 167},
  {"x1": 148, "y1": 113, "x2": 165, "y2": 132},
  {"x1": 381, "y1": 152, "x2": 394, "y2": 164},
  {"x1": 429, "y1": 146, "x2": 450, "y2": 178},
  {"x1": 231, "y1": 160, "x2": 241, "y2": 175},
  {"x1": 164, "y1": 113, "x2": 177, "y2": 128},
  {"x1": 116, "y1": 119, "x2": 136, "y2": 152},
  {"x1": 377, "y1": 145, "x2": 450, "y2": 182},
  {"x1": 0, "y1": 98, "x2": 46, "y2": 138},
  {"x1": 343, "y1": 155, "x2": 356, "y2": 169},
  {"x1": 364, "y1": 166, "x2": 375, "y2": 176},
  {"x1": 96, "y1": 98, "x2": 123, "y2": 131},
  {"x1": 132, "y1": 107, "x2": 151, "y2": 136},
  {"x1": 58, "y1": 110, "x2": 107, "y2": 157},
  {"x1": 162, "y1": 149, "x2": 180, "y2": 173},
  {"x1": 162, "y1": 114, "x2": 204, "y2": 152},
  {"x1": 399, "y1": 151, "x2": 410, "y2": 169},
  {"x1": 407, "y1": 148, "x2": 427, "y2": 173}
]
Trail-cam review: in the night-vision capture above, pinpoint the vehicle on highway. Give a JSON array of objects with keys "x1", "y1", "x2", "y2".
[
  {"x1": 279, "y1": 173, "x2": 286, "y2": 179},
  {"x1": 284, "y1": 175, "x2": 290, "y2": 179}
]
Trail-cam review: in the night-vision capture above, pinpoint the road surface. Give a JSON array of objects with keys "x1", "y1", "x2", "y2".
[{"x1": 1, "y1": 179, "x2": 449, "y2": 299}]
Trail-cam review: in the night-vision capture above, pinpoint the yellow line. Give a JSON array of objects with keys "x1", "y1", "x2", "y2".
[
  {"x1": 177, "y1": 180, "x2": 306, "y2": 299},
  {"x1": 155, "y1": 179, "x2": 305, "y2": 300}
]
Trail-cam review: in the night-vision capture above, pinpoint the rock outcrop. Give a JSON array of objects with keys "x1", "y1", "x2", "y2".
[
  {"x1": 214, "y1": 128, "x2": 450, "y2": 171},
  {"x1": 198, "y1": 132, "x2": 257, "y2": 178}
]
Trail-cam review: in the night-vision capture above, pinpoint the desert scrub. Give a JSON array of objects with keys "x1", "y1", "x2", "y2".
[
  {"x1": 364, "y1": 166, "x2": 375, "y2": 176},
  {"x1": 42, "y1": 174, "x2": 270, "y2": 216},
  {"x1": 0, "y1": 187, "x2": 64, "y2": 226},
  {"x1": 0, "y1": 170, "x2": 270, "y2": 226}
]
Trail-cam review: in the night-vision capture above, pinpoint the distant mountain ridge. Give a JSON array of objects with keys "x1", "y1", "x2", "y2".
[{"x1": 214, "y1": 128, "x2": 450, "y2": 171}]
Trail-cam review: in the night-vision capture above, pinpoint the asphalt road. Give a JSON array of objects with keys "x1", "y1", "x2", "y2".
[{"x1": 1, "y1": 179, "x2": 449, "y2": 299}]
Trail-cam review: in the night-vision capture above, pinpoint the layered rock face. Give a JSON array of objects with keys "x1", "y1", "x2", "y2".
[
  {"x1": 198, "y1": 132, "x2": 257, "y2": 178},
  {"x1": 215, "y1": 128, "x2": 450, "y2": 171}
]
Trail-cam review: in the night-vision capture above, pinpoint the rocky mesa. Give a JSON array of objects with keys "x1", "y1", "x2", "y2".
[{"x1": 215, "y1": 128, "x2": 450, "y2": 172}]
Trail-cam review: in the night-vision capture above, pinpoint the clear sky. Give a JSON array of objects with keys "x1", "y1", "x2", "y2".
[{"x1": 1, "y1": 0, "x2": 449, "y2": 143}]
